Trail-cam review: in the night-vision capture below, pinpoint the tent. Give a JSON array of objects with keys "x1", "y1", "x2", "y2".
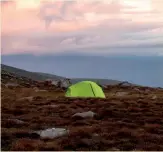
[{"x1": 65, "y1": 81, "x2": 105, "y2": 98}]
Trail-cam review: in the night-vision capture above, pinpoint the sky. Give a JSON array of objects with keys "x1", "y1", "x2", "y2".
[{"x1": 1, "y1": 0, "x2": 163, "y2": 56}]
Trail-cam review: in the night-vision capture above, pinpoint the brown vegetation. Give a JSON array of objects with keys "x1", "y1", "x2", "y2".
[{"x1": 1, "y1": 81, "x2": 163, "y2": 151}]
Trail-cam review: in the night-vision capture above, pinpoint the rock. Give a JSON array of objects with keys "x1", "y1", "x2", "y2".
[
  {"x1": 115, "y1": 92, "x2": 128, "y2": 97},
  {"x1": 118, "y1": 81, "x2": 132, "y2": 87},
  {"x1": 52, "y1": 80, "x2": 58, "y2": 86},
  {"x1": 46, "y1": 79, "x2": 52, "y2": 82},
  {"x1": 134, "y1": 88, "x2": 141, "y2": 92},
  {"x1": 34, "y1": 87, "x2": 47, "y2": 92},
  {"x1": 33, "y1": 87, "x2": 39, "y2": 90},
  {"x1": 60, "y1": 79, "x2": 71, "y2": 89},
  {"x1": 72, "y1": 111, "x2": 96, "y2": 119},
  {"x1": 102, "y1": 85, "x2": 108, "y2": 89},
  {"x1": 52, "y1": 79, "x2": 71, "y2": 89},
  {"x1": 36, "y1": 128, "x2": 69, "y2": 139},
  {"x1": 152, "y1": 95, "x2": 157, "y2": 100},
  {"x1": 5, "y1": 83, "x2": 19, "y2": 88}
]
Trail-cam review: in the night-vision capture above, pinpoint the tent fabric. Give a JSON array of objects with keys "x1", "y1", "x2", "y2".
[{"x1": 65, "y1": 81, "x2": 105, "y2": 98}]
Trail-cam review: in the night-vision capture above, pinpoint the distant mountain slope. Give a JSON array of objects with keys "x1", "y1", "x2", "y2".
[
  {"x1": 1, "y1": 64, "x2": 65, "y2": 81},
  {"x1": 1, "y1": 64, "x2": 127, "y2": 86},
  {"x1": 2, "y1": 54, "x2": 163, "y2": 87},
  {"x1": 71, "y1": 78, "x2": 121, "y2": 85}
]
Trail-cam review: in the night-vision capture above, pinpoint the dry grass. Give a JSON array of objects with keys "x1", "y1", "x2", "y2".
[{"x1": 1, "y1": 85, "x2": 163, "y2": 151}]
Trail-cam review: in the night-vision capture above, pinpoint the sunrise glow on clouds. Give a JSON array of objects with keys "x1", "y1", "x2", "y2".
[{"x1": 1, "y1": 0, "x2": 163, "y2": 55}]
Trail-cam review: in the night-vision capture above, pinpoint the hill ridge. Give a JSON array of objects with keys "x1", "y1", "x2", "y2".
[{"x1": 1, "y1": 64, "x2": 128, "y2": 86}]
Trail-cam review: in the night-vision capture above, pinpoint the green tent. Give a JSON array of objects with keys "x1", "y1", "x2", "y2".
[{"x1": 65, "y1": 81, "x2": 105, "y2": 98}]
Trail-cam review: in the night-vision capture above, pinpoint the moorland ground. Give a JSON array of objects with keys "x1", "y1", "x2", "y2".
[{"x1": 1, "y1": 85, "x2": 163, "y2": 151}]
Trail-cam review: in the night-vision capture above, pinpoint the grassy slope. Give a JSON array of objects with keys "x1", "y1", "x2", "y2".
[
  {"x1": 1, "y1": 64, "x2": 126, "y2": 85},
  {"x1": 1, "y1": 64, "x2": 65, "y2": 81}
]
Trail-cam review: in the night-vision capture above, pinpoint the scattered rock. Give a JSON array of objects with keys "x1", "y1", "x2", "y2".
[
  {"x1": 33, "y1": 87, "x2": 39, "y2": 91},
  {"x1": 5, "y1": 83, "x2": 19, "y2": 88},
  {"x1": 115, "y1": 92, "x2": 128, "y2": 97},
  {"x1": 34, "y1": 88, "x2": 47, "y2": 92},
  {"x1": 152, "y1": 95, "x2": 157, "y2": 100},
  {"x1": 35, "y1": 128, "x2": 69, "y2": 139},
  {"x1": 102, "y1": 85, "x2": 108, "y2": 89},
  {"x1": 60, "y1": 79, "x2": 71, "y2": 89},
  {"x1": 134, "y1": 88, "x2": 141, "y2": 92},
  {"x1": 72, "y1": 111, "x2": 96, "y2": 119},
  {"x1": 52, "y1": 80, "x2": 59, "y2": 86},
  {"x1": 51, "y1": 79, "x2": 71, "y2": 89},
  {"x1": 118, "y1": 81, "x2": 132, "y2": 87}
]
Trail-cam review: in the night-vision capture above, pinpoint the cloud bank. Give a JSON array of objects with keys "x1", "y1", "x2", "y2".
[{"x1": 1, "y1": 0, "x2": 163, "y2": 55}]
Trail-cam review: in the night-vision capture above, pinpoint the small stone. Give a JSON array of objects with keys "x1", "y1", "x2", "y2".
[
  {"x1": 34, "y1": 87, "x2": 47, "y2": 92},
  {"x1": 152, "y1": 95, "x2": 157, "y2": 100},
  {"x1": 115, "y1": 92, "x2": 128, "y2": 97},
  {"x1": 72, "y1": 111, "x2": 96, "y2": 119},
  {"x1": 36, "y1": 128, "x2": 69, "y2": 139},
  {"x1": 5, "y1": 83, "x2": 19, "y2": 88}
]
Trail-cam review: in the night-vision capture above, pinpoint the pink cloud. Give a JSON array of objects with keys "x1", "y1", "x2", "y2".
[{"x1": 1, "y1": 0, "x2": 163, "y2": 55}]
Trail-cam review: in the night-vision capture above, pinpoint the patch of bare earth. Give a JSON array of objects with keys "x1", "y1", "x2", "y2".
[{"x1": 1, "y1": 86, "x2": 163, "y2": 151}]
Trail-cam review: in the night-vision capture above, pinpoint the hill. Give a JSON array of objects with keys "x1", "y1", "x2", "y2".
[
  {"x1": 71, "y1": 78, "x2": 121, "y2": 85},
  {"x1": 1, "y1": 64, "x2": 126, "y2": 86},
  {"x1": 1, "y1": 64, "x2": 65, "y2": 81},
  {"x1": 2, "y1": 54, "x2": 163, "y2": 87}
]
